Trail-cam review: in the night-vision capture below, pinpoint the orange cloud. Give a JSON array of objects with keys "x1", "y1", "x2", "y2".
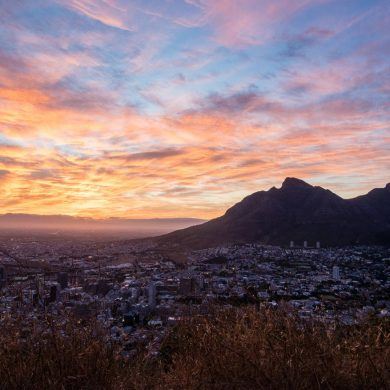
[{"x1": 0, "y1": 0, "x2": 388, "y2": 218}]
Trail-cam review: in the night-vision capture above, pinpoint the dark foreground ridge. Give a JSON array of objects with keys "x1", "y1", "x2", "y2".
[{"x1": 158, "y1": 178, "x2": 390, "y2": 248}]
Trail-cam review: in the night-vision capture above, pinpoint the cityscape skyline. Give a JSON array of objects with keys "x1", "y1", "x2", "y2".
[{"x1": 0, "y1": 0, "x2": 389, "y2": 218}]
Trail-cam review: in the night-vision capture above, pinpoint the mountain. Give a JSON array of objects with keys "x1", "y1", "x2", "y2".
[
  {"x1": 0, "y1": 214, "x2": 205, "y2": 237},
  {"x1": 158, "y1": 178, "x2": 390, "y2": 248}
]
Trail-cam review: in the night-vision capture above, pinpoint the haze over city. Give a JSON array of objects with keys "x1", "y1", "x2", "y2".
[{"x1": 1, "y1": 0, "x2": 389, "y2": 219}]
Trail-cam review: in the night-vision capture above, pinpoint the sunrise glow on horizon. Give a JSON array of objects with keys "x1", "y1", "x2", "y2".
[{"x1": 0, "y1": 0, "x2": 389, "y2": 219}]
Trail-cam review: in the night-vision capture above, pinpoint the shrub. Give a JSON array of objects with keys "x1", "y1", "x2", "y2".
[
  {"x1": 0, "y1": 307, "x2": 388, "y2": 389},
  {"x1": 159, "y1": 306, "x2": 390, "y2": 389}
]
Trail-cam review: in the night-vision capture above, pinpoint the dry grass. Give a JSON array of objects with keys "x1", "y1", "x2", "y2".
[
  {"x1": 0, "y1": 315, "x2": 122, "y2": 389},
  {"x1": 0, "y1": 307, "x2": 388, "y2": 389},
  {"x1": 159, "y1": 307, "x2": 390, "y2": 389}
]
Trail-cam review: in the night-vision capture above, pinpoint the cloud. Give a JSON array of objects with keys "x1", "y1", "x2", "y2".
[
  {"x1": 280, "y1": 27, "x2": 335, "y2": 58},
  {"x1": 0, "y1": 0, "x2": 388, "y2": 218},
  {"x1": 179, "y1": 0, "x2": 323, "y2": 47},
  {"x1": 124, "y1": 149, "x2": 185, "y2": 161},
  {"x1": 60, "y1": 0, "x2": 134, "y2": 31},
  {"x1": 29, "y1": 169, "x2": 60, "y2": 180},
  {"x1": 191, "y1": 91, "x2": 283, "y2": 117}
]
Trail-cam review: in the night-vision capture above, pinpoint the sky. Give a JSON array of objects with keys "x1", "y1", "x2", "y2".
[{"x1": 0, "y1": 0, "x2": 389, "y2": 219}]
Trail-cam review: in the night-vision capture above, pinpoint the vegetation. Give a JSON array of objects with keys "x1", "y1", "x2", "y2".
[{"x1": 0, "y1": 307, "x2": 388, "y2": 389}]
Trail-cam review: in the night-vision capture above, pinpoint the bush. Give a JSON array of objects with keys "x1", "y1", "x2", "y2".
[
  {"x1": 0, "y1": 307, "x2": 388, "y2": 389},
  {"x1": 0, "y1": 315, "x2": 122, "y2": 389},
  {"x1": 159, "y1": 307, "x2": 389, "y2": 389}
]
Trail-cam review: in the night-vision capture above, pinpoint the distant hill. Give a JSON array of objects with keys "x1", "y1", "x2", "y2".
[
  {"x1": 0, "y1": 214, "x2": 205, "y2": 237},
  {"x1": 158, "y1": 178, "x2": 390, "y2": 248}
]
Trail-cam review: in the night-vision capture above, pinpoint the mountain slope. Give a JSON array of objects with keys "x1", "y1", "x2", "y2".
[{"x1": 158, "y1": 178, "x2": 390, "y2": 248}]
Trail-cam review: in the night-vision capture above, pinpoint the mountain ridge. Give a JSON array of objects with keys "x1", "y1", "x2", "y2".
[{"x1": 157, "y1": 178, "x2": 390, "y2": 248}]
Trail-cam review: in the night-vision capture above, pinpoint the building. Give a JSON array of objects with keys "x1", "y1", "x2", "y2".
[
  {"x1": 57, "y1": 272, "x2": 68, "y2": 289},
  {"x1": 195, "y1": 275, "x2": 204, "y2": 291},
  {"x1": 332, "y1": 266, "x2": 340, "y2": 281},
  {"x1": 0, "y1": 266, "x2": 6, "y2": 287},
  {"x1": 179, "y1": 276, "x2": 197, "y2": 296},
  {"x1": 131, "y1": 287, "x2": 139, "y2": 302},
  {"x1": 148, "y1": 282, "x2": 157, "y2": 308},
  {"x1": 49, "y1": 283, "x2": 60, "y2": 302}
]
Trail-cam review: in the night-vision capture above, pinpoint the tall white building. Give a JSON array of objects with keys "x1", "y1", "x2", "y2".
[
  {"x1": 316, "y1": 241, "x2": 321, "y2": 249},
  {"x1": 303, "y1": 241, "x2": 308, "y2": 248}
]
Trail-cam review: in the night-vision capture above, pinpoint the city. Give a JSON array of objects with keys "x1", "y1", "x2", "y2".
[{"x1": 1, "y1": 233, "x2": 388, "y2": 357}]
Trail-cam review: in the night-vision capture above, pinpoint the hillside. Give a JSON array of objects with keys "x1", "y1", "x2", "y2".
[
  {"x1": 158, "y1": 178, "x2": 390, "y2": 248},
  {"x1": 0, "y1": 307, "x2": 388, "y2": 389}
]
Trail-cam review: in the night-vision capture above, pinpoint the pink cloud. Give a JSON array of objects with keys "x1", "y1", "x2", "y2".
[
  {"x1": 182, "y1": 0, "x2": 321, "y2": 46},
  {"x1": 60, "y1": 0, "x2": 134, "y2": 31}
]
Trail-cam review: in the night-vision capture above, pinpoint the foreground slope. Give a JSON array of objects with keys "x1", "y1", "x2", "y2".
[
  {"x1": 159, "y1": 178, "x2": 390, "y2": 248},
  {"x1": 1, "y1": 307, "x2": 388, "y2": 389}
]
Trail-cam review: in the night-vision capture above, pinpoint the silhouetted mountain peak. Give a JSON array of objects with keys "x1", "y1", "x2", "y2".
[
  {"x1": 159, "y1": 178, "x2": 390, "y2": 248},
  {"x1": 281, "y1": 177, "x2": 312, "y2": 189}
]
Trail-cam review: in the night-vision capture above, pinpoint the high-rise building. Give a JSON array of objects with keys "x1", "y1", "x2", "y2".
[
  {"x1": 290, "y1": 241, "x2": 294, "y2": 248},
  {"x1": 332, "y1": 266, "x2": 340, "y2": 280},
  {"x1": 49, "y1": 284, "x2": 60, "y2": 302},
  {"x1": 36, "y1": 275, "x2": 44, "y2": 299},
  {"x1": 316, "y1": 241, "x2": 321, "y2": 249},
  {"x1": 0, "y1": 266, "x2": 6, "y2": 288},
  {"x1": 57, "y1": 272, "x2": 68, "y2": 289},
  {"x1": 131, "y1": 287, "x2": 139, "y2": 302},
  {"x1": 195, "y1": 275, "x2": 204, "y2": 291},
  {"x1": 303, "y1": 241, "x2": 308, "y2": 248},
  {"x1": 148, "y1": 282, "x2": 157, "y2": 308}
]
